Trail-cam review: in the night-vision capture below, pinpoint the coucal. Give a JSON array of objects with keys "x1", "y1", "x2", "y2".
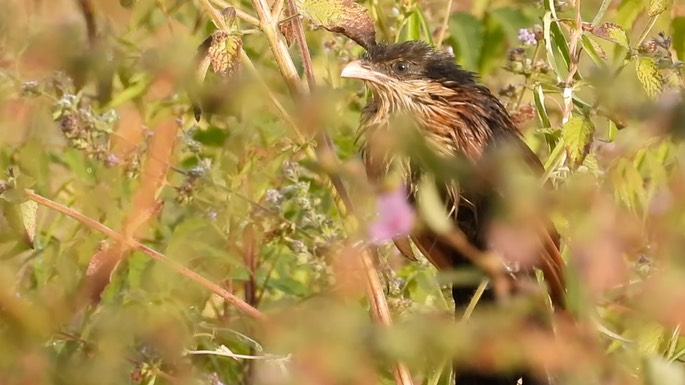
[{"x1": 341, "y1": 41, "x2": 566, "y2": 385}]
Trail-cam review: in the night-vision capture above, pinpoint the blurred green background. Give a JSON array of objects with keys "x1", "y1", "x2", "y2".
[{"x1": 1, "y1": 0, "x2": 685, "y2": 384}]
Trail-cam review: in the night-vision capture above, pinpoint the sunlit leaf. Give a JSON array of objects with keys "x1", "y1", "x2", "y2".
[
  {"x1": 562, "y1": 116, "x2": 595, "y2": 169},
  {"x1": 590, "y1": 23, "x2": 630, "y2": 47},
  {"x1": 296, "y1": 0, "x2": 376, "y2": 49},
  {"x1": 534, "y1": 85, "x2": 551, "y2": 129},
  {"x1": 105, "y1": 74, "x2": 152, "y2": 109},
  {"x1": 543, "y1": 11, "x2": 571, "y2": 76},
  {"x1": 635, "y1": 57, "x2": 663, "y2": 99},
  {"x1": 647, "y1": 0, "x2": 674, "y2": 17},
  {"x1": 581, "y1": 35, "x2": 607, "y2": 65},
  {"x1": 1, "y1": 196, "x2": 37, "y2": 247},
  {"x1": 206, "y1": 31, "x2": 242, "y2": 78}
]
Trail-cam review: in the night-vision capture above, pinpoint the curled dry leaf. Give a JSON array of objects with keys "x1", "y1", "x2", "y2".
[{"x1": 295, "y1": 0, "x2": 376, "y2": 49}]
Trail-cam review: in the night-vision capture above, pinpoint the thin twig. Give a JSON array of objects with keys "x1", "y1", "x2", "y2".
[
  {"x1": 561, "y1": 0, "x2": 583, "y2": 124},
  {"x1": 207, "y1": 0, "x2": 260, "y2": 26},
  {"x1": 435, "y1": 0, "x2": 454, "y2": 48},
  {"x1": 359, "y1": 247, "x2": 416, "y2": 385},
  {"x1": 26, "y1": 190, "x2": 267, "y2": 321},
  {"x1": 634, "y1": 15, "x2": 658, "y2": 48},
  {"x1": 514, "y1": 44, "x2": 542, "y2": 110},
  {"x1": 279, "y1": 0, "x2": 308, "y2": 85}
]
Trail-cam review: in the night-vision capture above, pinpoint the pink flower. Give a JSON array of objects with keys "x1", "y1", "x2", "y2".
[{"x1": 368, "y1": 185, "x2": 416, "y2": 244}]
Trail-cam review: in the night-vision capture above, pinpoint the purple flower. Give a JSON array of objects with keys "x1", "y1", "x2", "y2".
[
  {"x1": 104, "y1": 154, "x2": 120, "y2": 167},
  {"x1": 368, "y1": 185, "x2": 416, "y2": 244},
  {"x1": 518, "y1": 28, "x2": 537, "y2": 46},
  {"x1": 206, "y1": 210, "x2": 218, "y2": 221},
  {"x1": 265, "y1": 188, "x2": 283, "y2": 205}
]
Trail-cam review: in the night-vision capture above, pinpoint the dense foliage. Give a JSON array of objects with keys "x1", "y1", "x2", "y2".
[{"x1": 1, "y1": 0, "x2": 685, "y2": 384}]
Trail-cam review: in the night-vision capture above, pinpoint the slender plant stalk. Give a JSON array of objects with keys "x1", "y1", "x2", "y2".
[
  {"x1": 207, "y1": 0, "x2": 260, "y2": 26},
  {"x1": 26, "y1": 190, "x2": 267, "y2": 321},
  {"x1": 561, "y1": 0, "x2": 583, "y2": 123},
  {"x1": 435, "y1": 0, "x2": 454, "y2": 47},
  {"x1": 591, "y1": 0, "x2": 611, "y2": 26},
  {"x1": 634, "y1": 15, "x2": 658, "y2": 48}
]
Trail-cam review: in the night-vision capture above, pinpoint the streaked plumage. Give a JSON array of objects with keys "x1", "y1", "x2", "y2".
[{"x1": 342, "y1": 41, "x2": 565, "y2": 385}]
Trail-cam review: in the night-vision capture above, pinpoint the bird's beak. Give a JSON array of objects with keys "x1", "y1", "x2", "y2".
[{"x1": 341, "y1": 60, "x2": 388, "y2": 84}]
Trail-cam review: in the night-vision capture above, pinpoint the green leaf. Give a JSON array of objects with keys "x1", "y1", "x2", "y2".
[
  {"x1": 194, "y1": 126, "x2": 230, "y2": 147},
  {"x1": 613, "y1": 159, "x2": 645, "y2": 211},
  {"x1": 104, "y1": 74, "x2": 152, "y2": 109},
  {"x1": 1, "y1": 195, "x2": 37, "y2": 247},
  {"x1": 590, "y1": 23, "x2": 630, "y2": 47},
  {"x1": 543, "y1": 11, "x2": 571, "y2": 77},
  {"x1": 635, "y1": 57, "x2": 663, "y2": 99},
  {"x1": 478, "y1": 13, "x2": 506, "y2": 75},
  {"x1": 616, "y1": 0, "x2": 648, "y2": 28},
  {"x1": 581, "y1": 35, "x2": 607, "y2": 66},
  {"x1": 479, "y1": 8, "x2": 531, "y2": 74},
  {"x1": 672, "y1": 17, "x2": 685, "y2": 61},
  {"x1": 562, "y1": 116, "x2": 595, "y2": 169},
  {"x1": 448, "y1": 12, "x2": 484, "y2": 72},
  {"x1": 647, "y1": 0, "x2": 674, "y2": 17},
  {"x1": 626, "y1": 321, "x2": 666, "y2": 355},
  {"x1": 416, "y1": 177, "x2": 452, "y2": 235},
  {"x1": 534, "y1": 85, "x2": 551, "y2": 129},
  {"x1": 397, "y1": 10, "x2": 423, "y2": 42}
]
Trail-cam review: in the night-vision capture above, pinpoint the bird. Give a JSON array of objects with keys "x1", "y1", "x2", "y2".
[{"x1": 341, "y1": 41, "x2": 566, "y2": 385}]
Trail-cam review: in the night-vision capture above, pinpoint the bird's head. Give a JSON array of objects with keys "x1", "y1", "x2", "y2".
[{"x1": 340, "y1": 41, "x2": 476, "y2": 94}]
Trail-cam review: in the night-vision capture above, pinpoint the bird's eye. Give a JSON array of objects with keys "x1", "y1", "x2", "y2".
[{"x1": 393, "y1": 61, "x2": 410, "y2": 73}]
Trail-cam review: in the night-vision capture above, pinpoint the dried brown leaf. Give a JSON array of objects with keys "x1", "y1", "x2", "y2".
[{"x1": 279, "y1": 19, "x2": 297, "y2": 47}]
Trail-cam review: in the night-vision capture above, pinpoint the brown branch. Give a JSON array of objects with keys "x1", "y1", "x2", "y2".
[{"x1": 26, "y1": 190, "x2": 267, "y2": 321}]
